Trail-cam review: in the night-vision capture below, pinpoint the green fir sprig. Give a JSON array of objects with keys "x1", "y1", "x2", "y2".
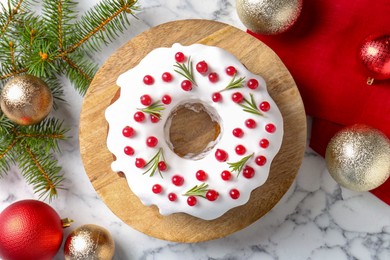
[
  {"x1": 239, "y1": 93, "x2": 263, "y2": 116},
  {"x1": 138, "y1": 101, "x2": 165, "y2": 119},
  {"x1": 174, "y1": 57, "x2": 196, "y2": 85},
  {"x1": 227, "y1": 153, "x2": 254, "y2": 177},
  {"x1": 219, "y1": 73, "x2": 245, "y2": 92},
  {"x1": 142, "y1": 148, "x2": 166, "y2": 178},
  {"x1": 0, "y1": 0, "x2": 140, "y2": 200},
  {"x1": 183, "y1": 183, "x2": 209, "y2": 198}
]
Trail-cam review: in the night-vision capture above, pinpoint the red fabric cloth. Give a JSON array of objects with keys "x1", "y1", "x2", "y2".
[{"x1": 247, "y1": 0, "x2": 390, "y2": 204}]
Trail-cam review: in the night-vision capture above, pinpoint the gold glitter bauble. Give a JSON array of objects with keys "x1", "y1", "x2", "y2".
[
  {"x1": 64, "y1": 224, "x2": 115, "y2": 260},
  {"x1": 236, "y1": 0, "x2": 303, "y2": 35},
  {"x1": 0, "y1": 75, "x2": 53, "y2": 125},
  {"x1": 325, "y1": 124, "x2": 390, "y2": 192}
]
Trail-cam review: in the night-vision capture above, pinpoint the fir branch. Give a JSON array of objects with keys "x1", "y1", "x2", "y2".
[
  {"x1": 219, "y1": 73, "x2": 245, "y2": 92},
  {"x1": 227, "y1": 153, "x2": 254, "y2": 177},
  {"x1": 239, "y1": 93, "x2": 263, "y2": 116},
  {"x1": 142, "y1": 148, "x2": 166, "y2": 178},
  {"x1": 138, "y1": 101, "x2": 165, "y2": 119},
  {"x1": 0, "y1": 0, "x2": 24, "y2": 37},
  {"x1": 174, "y1": 57, "x2": 196, "y2": 85},
  {"x1": 183, "y1": 183, "x2": 209, "y2": 198}
]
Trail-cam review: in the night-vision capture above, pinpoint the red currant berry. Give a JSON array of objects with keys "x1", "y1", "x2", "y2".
[
  {"x1": 172, "y1": 175, "x2": 184, "y2": 186},
  {"x1": 215, "y1": 149, "x2": 228, "y2": 162},
  {"x1": 226, "y1": 66, "x2": 237, "y2": 76},
  {"x1": 221, "y1": 170, "x2": 232, "y2": 181},
  {"x1": 255, "y1": 155, "x2": 267, "y2": 166},
  {"x1": 265, "y1": 123, "x2": 276, "y2": 133},
  {"x1": 243, "y1": 166, "x2": 255, "y2": 178},
  {"x1": 196, "y1": 61, "x2": 208, "y2": 74},
  {"x1": 168, "y1": 193, "x2": 177, "y2": 202},
  {"x1": 259, "y1": 139, "x2": 269, "y2": 148},
  {"x1": 158, "y1": 161, "x2": 167, "y2": 171},
  {"x1": 187, "y1": 196, "x2": 197, "y2": 206},
  {"x1": 122, "y1": 126, "x2": 135, "y2": 137},
  {"x1": 206, "y1": 190, "x2": 219, "y2": 201},
  {"x1": 150, "y1": 114, "x2": 160, "y2": 123},
  {"x1": 212, "y1": 92, "x2": 222, "y2": 102},
  {"x1": 208, "y1": 72, "x2": 219, "y2": 83},
  {"x1": 162, "y1": 94, "x2": 172, "y2": 105},
  {"x1": 135, "y1": 158, "x2": 146, "y2": 168},
  {"x1": 232, "y1": 128, "x2": 244, "y2": 138},
  {"x1": 140, "y1": 94, "x2": 152, "y2": 106},
  {"x1": 146, "y1": 136, "x2": 158, "y2": 147},
  {"x1": 259, "y1": 101, "x2": 270, "y2": 112},
  {"x1": 196, "y1": 170, "x2": 207, "y2": 181},
  {"x1": 181, "y1": 80, "x2": 193, "y2": 91},
  {"x1": 175, "y1": 52, "x2": 185, "y2": 62},
  {"x1": 247, "y1": 78, "x2": 259, "y2": 89},
  {"x1": 152, "y1": 184, "x2": 162, "y2": 194},
  {"x1": 143, "y1": 75, "x2": 154, "y2": 85},
  {"x1": 230, "y1": 189, "x2": 240, "y2": 199},
  {"x1": 232, "y1": 92, "x2": 244, "y2": 103},
  {"x1": 235, "y1": 145, "x2": 246, "y2": 155},
  {"x1": 162, "y1": 72, "x2": 173, "y2": 82},
  {"x1": 134, "y1": 111, "x2": 145, "y2": 122},
  {"x1": 245, "y1": 119, "x2": 256, "y2": 129},
  {"x1": 124, "y1": 146, "x2": 134, "y2": 156}
]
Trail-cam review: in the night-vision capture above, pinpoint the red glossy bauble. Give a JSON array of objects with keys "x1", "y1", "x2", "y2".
[
  {"x1": 358, "y1": 34, "x2": 390, "y2": 83},
  {"x1": 0, "y1": 200, "x2": 64, "y2": 260}
]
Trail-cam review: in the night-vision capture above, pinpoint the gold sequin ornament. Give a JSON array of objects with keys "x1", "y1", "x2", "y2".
[
  {"x1": 0, "y1": 75, "x2": 53, "y2": 125},
  {"x1": 236, "y1": 0, "x2": 303, "y2": 35},
  {"x1": 64, "y1": 224, "x2": 115, "y2": 260},
  {"x1": 325, "y1": 124, "x2": 390, "y2": 192}
]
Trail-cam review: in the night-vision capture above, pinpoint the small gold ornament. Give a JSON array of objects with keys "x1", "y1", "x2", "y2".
[
  {"x1": 325, "y1": 124, "x2": 390, "y2": 192},
  {"x1": 0, "y1": 74, "x2": 53, "y2": 125},
  {"x1": 236, "y1": 0, "x2": 303, "y2": 35},
  {"x1": 64, "y1": 224, "x2": 115, "y2": 260}
]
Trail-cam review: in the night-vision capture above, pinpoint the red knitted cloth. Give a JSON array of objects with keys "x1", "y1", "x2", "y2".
[{"x1": 248, "y1": 0, "x2": 390, "y2": 204}]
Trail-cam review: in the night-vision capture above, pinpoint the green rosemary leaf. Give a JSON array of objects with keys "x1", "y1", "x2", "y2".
[
  {"x1": 142, "y1": 148, "x2": 166, "y2": 178},
  {"x1": 174, "y1": 57, "x2": 196, "y2": 85},
  {"x1": 139, "y1": 101, "x2": 165, "y2": 119},
  {"x1": 183, "y1": 183, "x2": 209, "y2": 197},
  {"x1": 219, "y1": 73, "x2": 245, "y2": 92},
  {"x1": 239, "y1": 93, "x2": 263, "y2": 116},
  {"x1": 227, "y1": 153, "x2": 254, "y2": 177}
]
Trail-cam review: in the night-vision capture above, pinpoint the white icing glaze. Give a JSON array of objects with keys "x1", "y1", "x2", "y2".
[{"x1": 105, "y1": 43, "x2": 283, "y2": 220}]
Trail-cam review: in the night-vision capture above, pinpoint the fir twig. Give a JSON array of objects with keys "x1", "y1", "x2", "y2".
[
  {"x1": 219, "y1": 73, "x2": 245, "y2": 92},
  {"x1": 138, "y1": 101, "x2": 165, "y2": 119},
  {"x1": 239, "y1": 93, "x2": 263, "y2": 116},
  {"x1": 183, "y1": 183, "x2": 209, "y2": 198},
  {"x1": 174, "y1": 57, "x2": 196, "y2": 85},
  {"x1": 142, "y1": 148, "x2": 166, "y2": 178},
  {"x1": 227, "y1": 153, "x2": 254, "y2": 177}
]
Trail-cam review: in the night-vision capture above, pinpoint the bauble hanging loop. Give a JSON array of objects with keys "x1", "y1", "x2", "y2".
[
  {"x1": 325, "y1": 124, "x2": 390, "y2": 192},
  {"x1": 0, "y1": 74, "x2": 53, "y2": 125},
  {"x1": 236, "y1": 0, "x2": 303, "y2": 35},
  {"x1": 358, "y1": 34, "x2": 390, "y2": 85}
]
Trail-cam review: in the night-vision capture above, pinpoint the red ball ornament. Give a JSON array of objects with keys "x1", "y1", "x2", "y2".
[
  {"x1": 0, "y1": 200, "x2": 68, "y2": 260},
  {"x1": 358, "y1": 34, "x2": 390, "y2": 84}
]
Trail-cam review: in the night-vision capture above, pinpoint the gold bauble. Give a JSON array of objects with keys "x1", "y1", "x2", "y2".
[
  {"x1": 236, "y1": 0, "x2": 303, "y2": 35},
  {"x1": 0, "y1": 75, "x2": 53, "y2": 125},
  {"x1": 325, "y1": 124, "x2": 390, "y2": 192},
  {"x1": 64, "y1": 224, "x2": 115, "y2": 260}
]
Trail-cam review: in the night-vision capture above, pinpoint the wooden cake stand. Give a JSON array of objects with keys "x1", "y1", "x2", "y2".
[{"x1": 79, "y1": 19, "x2": 307, "y2": 243}]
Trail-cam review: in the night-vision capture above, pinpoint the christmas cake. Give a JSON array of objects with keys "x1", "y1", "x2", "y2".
[{"x1": 105, "y1": 43, "x2": 283, "y2": 220}]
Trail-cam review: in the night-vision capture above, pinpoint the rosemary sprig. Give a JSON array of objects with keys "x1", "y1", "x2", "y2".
[
  {"x1": 174, "y1": 57, "x2": 196, "y2": 85},
  {"x1": 183, "y1": 183, "x2": 209, "y2": 198},
  {"x1": 138, "y1": 101, "x2": 165, "y2": 119},
  {"x1": 142, "y1": 148, "x2": 166, "y2": 178},
  {"x1": 239, "y1": 93, "x2": 263, "y2": 116},
  {"x1": 219, "y1": 73, "x2": 246, "y2": 92},
  {"x1": 227, "y1": 153, "x2": 254, "y2": 177}
]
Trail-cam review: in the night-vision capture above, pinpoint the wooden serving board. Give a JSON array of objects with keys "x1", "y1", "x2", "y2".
[{"x1": 79, "y1": 20, "x2": 307, "y2": 243}]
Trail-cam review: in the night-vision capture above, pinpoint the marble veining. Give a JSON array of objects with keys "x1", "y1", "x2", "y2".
[{"x1": 0, "y1": 0, "x2": 389, "y2": 259}]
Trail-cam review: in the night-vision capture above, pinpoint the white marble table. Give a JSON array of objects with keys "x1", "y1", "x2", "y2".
[{"x1": 1, "y1": 1, "x2": 389, "y2": 259}]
